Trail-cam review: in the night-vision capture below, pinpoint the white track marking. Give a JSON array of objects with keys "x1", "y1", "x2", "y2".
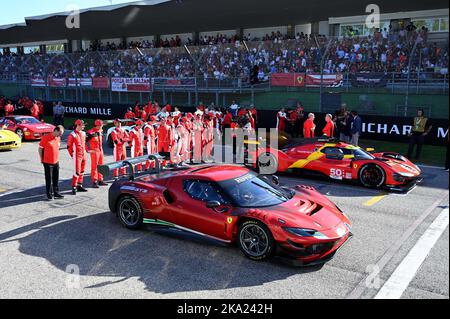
[{"x1": 375, "y1": 208, "x2": 449, "y2": 299}]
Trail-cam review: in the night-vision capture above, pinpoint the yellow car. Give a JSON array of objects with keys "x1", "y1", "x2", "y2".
[{"x1": 0, "y1": 128, "x2": 22, "y2": 151}]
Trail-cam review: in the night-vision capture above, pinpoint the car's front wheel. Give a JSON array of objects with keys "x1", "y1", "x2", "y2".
[
  {"x1": 359, "y1": 164, "x2": 386, "y2": 188},
  {"x1": 117, "y1": 196, "x2": 144, "y2": 230},
  {"x1": 238, "y1": 220, "x2": 275, "y2": 261}
]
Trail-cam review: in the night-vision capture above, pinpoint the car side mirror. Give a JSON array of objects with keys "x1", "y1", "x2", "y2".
[
  {"x1": 272, "y1": 175, "x2": 280, "y2": 186},
  {"x1": 206, "y1": 201, "x2": 221, "y2": 209}
]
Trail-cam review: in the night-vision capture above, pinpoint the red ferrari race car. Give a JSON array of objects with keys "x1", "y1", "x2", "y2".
[
  {"x1": 248, "y1": 138, "x2": 422, "y2": 192},
  {"x1": 0, "y1": 116, "x2": 55, "y2": 141},
  {"x1": 99, "y1": 156, "x2": 352, "y2": 267}
]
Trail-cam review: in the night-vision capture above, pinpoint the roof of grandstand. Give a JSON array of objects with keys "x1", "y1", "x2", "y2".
[{"x1": 0, "y1": 0, "x2": 448, "y2": 45}]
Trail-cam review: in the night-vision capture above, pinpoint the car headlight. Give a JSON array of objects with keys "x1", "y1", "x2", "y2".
[
  {"x1": 397, "y1": 172, "x2": 415, "y2": 178},
  {"x1": 284, "y1": 227, "x2": 329, "y2": 239},
  {"x1": 23, "y1": 128, "x2": 28, "y2": 132}
]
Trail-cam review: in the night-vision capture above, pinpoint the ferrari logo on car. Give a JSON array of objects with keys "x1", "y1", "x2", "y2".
[{"x1": 227, "y1": 217, "x2": 233, "y2": 224}]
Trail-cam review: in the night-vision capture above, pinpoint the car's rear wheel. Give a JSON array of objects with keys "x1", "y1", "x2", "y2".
[
  {"x1": 257, "y1": 152, "x2": 278, "y2": 175},
  {"x1": 238, "y1": 220, "x2": 275, "y2": 261},
  {"x1": 359, "y1": 164, "x2": 386, "y2": 188},
  {"x1": 15, "y1": 129, "x2": 24, "y2": 141},
  {"x1": 117, "y1": 196, "x2": 143, "y2": 230}
]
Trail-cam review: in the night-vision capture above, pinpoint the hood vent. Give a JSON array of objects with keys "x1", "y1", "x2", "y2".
[{"x1": 295, "y1": 200, "x2": 323, "y2": 216}]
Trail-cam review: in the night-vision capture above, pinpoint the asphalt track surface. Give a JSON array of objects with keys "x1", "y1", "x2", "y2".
[{"x1": 0, "y1": 137, "x2": 448, "y2": 299}]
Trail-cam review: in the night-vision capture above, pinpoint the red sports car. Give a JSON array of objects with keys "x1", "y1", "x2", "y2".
[
  {"x1": 0, "y1": 116, "x2": 55, "y2": 141},
  {"x1": 100, "y1": 156, "x2": 352, "y2": 267},
  {"x1": 248, "y1": 138, "x2": 422, "y2": 192}
]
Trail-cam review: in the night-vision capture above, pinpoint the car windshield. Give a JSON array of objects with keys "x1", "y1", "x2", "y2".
[
  {"x1": 15, "y1": 117, "x2": 41, "y2": 125},
  {"x1": 219, "y1": 173, "x2": 293, "y2": 208},
  {"x1": 353, "y1": 148, "x2": 375, "y2": 160}
]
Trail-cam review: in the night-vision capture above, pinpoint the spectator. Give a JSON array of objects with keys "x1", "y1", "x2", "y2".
[
  {"x1": 53, "y1": 102, "x2": 66, "y2": 126},
  {"x1": 229, "y1": 100, "x2": 239, "y2": 117},
  {"x1": 407, "y1": 109, "x2": 432, "y2": 160},
  {"x1": 4, "y1": 101, "x2": 14, "y2": 116},
  {"x1": 350, "y1": 111, "x2": 363, "y2": 146},
  {"x1": 338, "y1": 111, "x2": 352, "y2": 142}
]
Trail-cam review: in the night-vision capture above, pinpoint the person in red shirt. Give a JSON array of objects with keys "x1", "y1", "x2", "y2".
[
  {"x1": 157, "y1": 118, "x2": 174, "y2": 167},
  {"x1": 39, "y1": 126, "x2": 65, "y2": 201},
  {"x1": 184, "y1": 113, "x2": 194, "y2": 163},
  {"x1": 87, "y1": 120, "x2": 108, "y2": 188},
  {"x1": 203, "y1": 113, "x2": 214, "y2": 162},
  {"x1": 134, "y1": 103, "x2": 141, "y2": 119},
  {"x1": 144, "y1": 116, "x2": 157, "y2": 155},
  {"x1": 124, "y1": 108, "x2": 136, "y2": 120},
  {"x1": 111, "y1": 119, "x2": 129, "y2": 178},
  {"x1": 129, "y1": 120, "x2": 145, "y2": 171},
  {"x1": 289, "y1": 109, "x2": 299, "y2": 137},
  {"x1": 67, "y1": 120, "x2": 88, "y2": 194},
  {"x1": 222, "y1": 110, "x2": 233, "y2": 129},
  {"x1": 31, "y1": 102, "x2": 40, "y2": 120},
  {"x1": 237, "y1": 107, "x2": 247, "y2": 119},
  {"x1": 322, "y1": 114, "x2": 335, "y2": 138},
  {"x1": 4, "y1": 101, "x2": 14, "y2": 116},
  {"x1": 303, "y1": 113, "x2": 316, "y2": 138},
  {"x1": 37, "y1": 100, "x2": 44, "y2": 121}
]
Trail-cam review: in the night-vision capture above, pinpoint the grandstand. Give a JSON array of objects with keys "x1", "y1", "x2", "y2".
[{"x1": 0, "y1": 0, "x2": 448, "y2": 118}]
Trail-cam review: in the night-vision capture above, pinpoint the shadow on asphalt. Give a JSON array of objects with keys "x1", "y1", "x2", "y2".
[{"x1": 1, "y1": 213, "x2": 323, "y2": 294}]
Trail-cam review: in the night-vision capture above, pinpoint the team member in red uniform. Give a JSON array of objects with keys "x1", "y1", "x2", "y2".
[
  {"x1": 144, "y1": 116, "x2": 157, "y2": 155},
  {"x1": 31, "y1": 102, "x2": 40, "y2": 120},
  {"x1": 140, "y1": 107, "x2": 148, "y2": 122},
  {"x1": 184, "y1": 113, "x2": 194, "y2": 162},
  {"x1": 4, "y1": 101, "x2": 14, "y2": 116},
  {"x1": 157, "y1": 118, "x2": 174, "y2": 167},
  {"x1": 134, "y1": 103, "x2": 141, "y2": 119},
  {"x1": 172, "y1": 107, "x2": 182, "y2": 126},
  {"x1": 203, "y1": 113, "x2": 214, "y2": 162},
  {"x1": 87, "y1": 120, "x2": 108, "y2": 188},
  {"x1": 178, "y1": 117, "x2": 190, "y2": 164},
  {"x1": 322, "y1": 114, "x2": 335, "y2": 138},
  {"x1": 37, "y1": 100, "x2": 44, "y2": 121},
  {"x1": 129, "y1": 120, "x2": 145, "y2": 171},
  {"x1": 276, "y1": 108, "x2": 287, "y2": 132},
  {"x1": 192, "y1": 113, "x2": 204, "y2": 163},
  {"x1": 111, "y1": 119, "x2": 129, "y2": 178},
  {"x1": 67, "y1": 120, "x2": 89, "y2": 195},
  {"x1": 124, "y1": 108, "x2": 136, "y2": 120},
  {"x1": 39, "y1": 126, "x2": 65, "y2": 201},
  {"x1": 303, "y1": 113, "x2": 316, "y2": 138}
]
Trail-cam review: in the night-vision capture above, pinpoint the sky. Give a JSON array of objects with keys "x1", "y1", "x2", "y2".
[{"x1": 0, "y1": 0, "x2": 140, "y2": 26}]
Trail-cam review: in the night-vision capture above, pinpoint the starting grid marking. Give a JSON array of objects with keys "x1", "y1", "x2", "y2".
[
  {"x1": 375, "y1": 208, "x2": 449, "y2": 299},
  {"x1": 363, "y1": 192, "x2": 388, "y2": 207}
]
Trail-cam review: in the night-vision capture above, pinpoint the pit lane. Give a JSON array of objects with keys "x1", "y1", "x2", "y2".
[{"x1": 0, "y1": 139, "x2": 448, "y2": 299}]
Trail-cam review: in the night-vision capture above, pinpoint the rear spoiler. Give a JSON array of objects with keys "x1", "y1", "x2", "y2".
[{"x1": 98, "y1": 155, "x2": 162, "y2": 181}]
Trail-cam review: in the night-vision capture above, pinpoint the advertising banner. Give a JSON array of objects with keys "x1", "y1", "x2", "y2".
[{"x1": 111, "y1": 78, "x2": 151, "y2": 92}]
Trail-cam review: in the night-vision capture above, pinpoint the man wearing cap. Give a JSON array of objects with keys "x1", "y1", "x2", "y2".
[
  {"x1": 124, "y1": 108, "x2": 136, "y2": 120},
  {"x1": 87, "y1": 120, "x2": 108, "y2": 188},
  {"x1": 111, "y1": 119, "x2": 129, "y2": 178},
  {"x1": 129, "y1": 120, "x2": 145, "y2": 171},
  {"x1": 39, "y1": 126, "x2": 65, "y2": 201},
  {"x1": 67, "y1": 120, "x2": 88, "y2": 194}
]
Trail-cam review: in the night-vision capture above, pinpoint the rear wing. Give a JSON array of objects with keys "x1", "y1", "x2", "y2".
[{"x1": 98, "y1": 155, "x2": 162, "y2": 181}]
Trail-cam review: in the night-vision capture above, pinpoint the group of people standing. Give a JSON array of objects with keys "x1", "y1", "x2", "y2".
[
  {"x1": 276, "y1": 104, "x2": 363, "y2": 146},
  {"x1": 39, "y1": 119, "x2": 108, "y2": 201}
]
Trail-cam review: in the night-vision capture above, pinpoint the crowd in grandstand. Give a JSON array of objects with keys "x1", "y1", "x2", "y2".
[{"x1": 0, "y1": 23, "x2": 448, "y2": 82}]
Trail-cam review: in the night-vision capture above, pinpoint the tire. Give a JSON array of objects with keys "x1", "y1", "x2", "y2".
[
  {"x1": 359, "y1": 164, "x2": 386, "y2": 188},
  {"x1": 16, "y1": 129, "x2": 24, "y2": 141},
  {"x1": 117, "y1": 196, "x2": 144, "y2": 230},
  {"x1": 256, "y1": 152, "x2": 278, "y2": 175},
  {"x1": 238, "y1": 220, "x2": 275, "y2": 262}
]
